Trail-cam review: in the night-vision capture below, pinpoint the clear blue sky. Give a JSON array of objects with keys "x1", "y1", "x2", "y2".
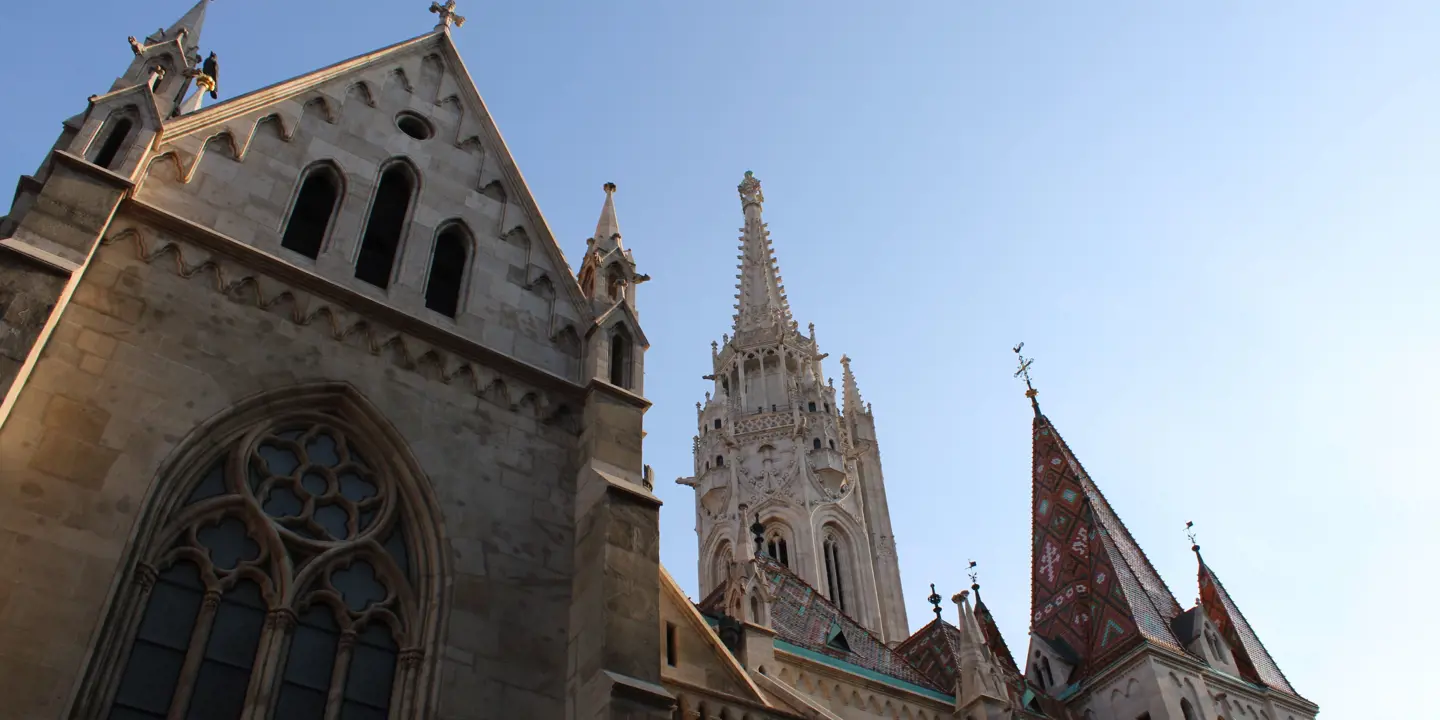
[{"x1": 4, "y1": 1, "x2": 1434, "y2": 715}]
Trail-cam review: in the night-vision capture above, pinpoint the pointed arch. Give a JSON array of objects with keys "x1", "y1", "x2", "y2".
[
  {"x1": 820, "y1": 521, "x2": 856, "y2": 614},
  {"x1": 89, "y1": 105, "x2": 141, "y2": 170},
  {"x1": 424, "y1": 220, "x2": 472, "y2": 318},
  {"x1": 70, "y1": 382, "x2": 447, "y2": 719},
  {"x1": 608, "y1": 323, "x2": 634, "y2": 389},
  {"x1": 281, "y1": 160, "x2": 345, "y2": 259},
  {"x1": 356, "y1": 158, "x2": 419, "y2": 289}
]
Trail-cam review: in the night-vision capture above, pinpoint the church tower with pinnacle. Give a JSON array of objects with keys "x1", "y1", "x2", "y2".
[{"x1": 679, "y1": 172, "x2": 910, "y2": 645}]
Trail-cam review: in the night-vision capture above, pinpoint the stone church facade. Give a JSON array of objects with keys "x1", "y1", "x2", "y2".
[{"x1": 0, "y1": 3, "x2": 1319, "y2": 720}]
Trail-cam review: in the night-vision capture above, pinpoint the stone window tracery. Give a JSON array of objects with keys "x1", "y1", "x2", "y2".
[
  {"x1": 90, "y1": 411, "x2": 428, "y2": 720},
  {"x1": 823, "y1": 532, "x2": 848, "y2": 612}
]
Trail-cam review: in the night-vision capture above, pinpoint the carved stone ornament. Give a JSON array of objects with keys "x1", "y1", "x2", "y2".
[{"x1": 738, "y1": 170, "x2": 764, "y2": 207}]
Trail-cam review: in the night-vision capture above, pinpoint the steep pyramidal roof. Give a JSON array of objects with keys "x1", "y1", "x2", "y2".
[
  {"x1": 1195, "y1": 548, "x2": 1300, "y2": 697},
  {"x1": 145, "y1": 0, "x2": 209, "y2": 57},
  {"x1": 731, "y1": 172, "x2": 794, "y2": 337},
  {"x1": 1029, "y1": 410, "x2": 1185, "y2": 680},
  {"x1": 593, "y1": 182, "x2": 621, "y2": 250},
  {"x1": 972, "y1": 587, "x2": 1020, "y2": 675},
  {"x1": 840, "y1": 355, "x2": 866, "y2": 416}
]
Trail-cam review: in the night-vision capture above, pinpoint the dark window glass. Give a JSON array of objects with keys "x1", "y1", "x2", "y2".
[
  {"x1": 812, "y1": 438, "x2": 821, "y2": 450},
  {"x1": 808, "y1": 402, "x2": 816, "y2": 412},
  {"x1": 713, "y1": 419, "x2": 721, "y2": 429},
  {"x1": 195, "y1": 517, "x2": 259, "y2": 570},
  {"x1": 110, "y1": 562, "x2": 204, "y2": 718},
  {"x1": 610, "y1": 332, "x2": 631, "y2": 388},
  {"x1": 185, "y1": 461, "x2": 227, "y2": 505},
  {"x1": 355, "y1": 166, "x2": 414, "y2": 288},
  {"x1": 94, "y1": 118, "x2": 134, "y2": 170},
  {"x1": 186, "y1": 580, "x2": 266, "y2": 720},
  {"x1": 274, "y1": 608, "x2": 339, "y2": 720},
  {"x1": 425, "y1": 227, "x2": 468, "y2": 317},
  {"x1": 281, "y1": 169, "x2": 340, "y2": 259},
  {"x1": 332, "y1": 561, "x2": 386, "y2": 612},
  {"x1": 342, "y1": 623, "x2": 398, "y2": 716}
]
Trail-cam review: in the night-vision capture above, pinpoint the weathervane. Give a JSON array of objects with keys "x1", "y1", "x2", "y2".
[
  {"x1": 967, "y1": 560, "x2": 979, "y2": 587},
  {"x1": 928, "y1": 584, "x2": 943, "y2": 620},
  {"x1": 1186, "y1": 520, "x2": 1199, "y2": 552},
  {"x1": 1013, "y1": 342, "x2": 1040, "y2": 414}
]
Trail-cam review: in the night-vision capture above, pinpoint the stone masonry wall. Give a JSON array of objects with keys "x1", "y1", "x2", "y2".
[
  {"x1": 0, "y1": 212, "x2": 583, "y2": 719},
  {"x1": 0, "y1": 253, "x2": 67, "y2": 395}
]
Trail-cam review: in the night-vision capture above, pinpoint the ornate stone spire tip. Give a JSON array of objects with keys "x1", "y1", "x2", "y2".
[
  {"x1": 604, "y1": 182, "x2": 617, "y2": 193},
  {"x1": 738, "y1": 170, "x2": 764, "y2": 207}
]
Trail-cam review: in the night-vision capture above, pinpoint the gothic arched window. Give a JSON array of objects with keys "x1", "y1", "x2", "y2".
[
  {"x1": 812, "y1": 438, "x2": 821, "y2": 450},
  {"x1": 281, "y1": 163, "x2": 343, "y2": 259},
  {"x1": 425, "y1": 222, "x2": 471, "y2": 317},
  {"x1": 77, "y1": 389, "x2": 441, "y2": 719},
  {"x1": 609, "y1": 326, "x2": 634, "y2": 389},
  {"x1": 90, "y1": 109, "x2": 138, "y2": 170},
  {"x1": 823, "y1": 532, "x2": 847, "y2": 612},
  {"x1": 1040, "y1": 656, "x2": 1055, "y2": 688},
  {"x1": 1180, "y1": 698, "x2": 1198, "y2": 720},
  {"x1": 766, "y1": 531, "x2": 789, "y2": 567},
  {"x1": 356, "y1": 162, "x2": 417, "y2": 288}
]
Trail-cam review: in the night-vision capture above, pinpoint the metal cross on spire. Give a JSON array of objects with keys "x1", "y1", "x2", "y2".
[
  {"x1": 1013, "y1": 342, "x2": 1040, "y2": 415},
  {"x1": 430, "y1": 0, "x2": 466, "y2": 30}
]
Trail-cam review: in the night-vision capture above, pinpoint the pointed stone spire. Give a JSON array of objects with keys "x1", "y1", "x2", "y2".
[
  {"x1": 840, "y1": 354, "x2": 866, "y2": 416},
  {"x1": 969, "y1": 575, "x2": 1019, "y2": 674},
  {"x1": 145, "y1": 0, "x2": 209, "y2": 60},
  {"x1": 732, "y1": 171, "x2": 793, "y2": 336},
  {"x1": 593, "y1": 182, "x2": 622, "y2": 252},
  {"x1": 1194, "y1": 544, "x2": 1302, "y2": 697},
  {"x1": 1029, "y1": 408, "x2": 1185, "y2": 681},
  {"x1": 954, "y1": 589, "x2": 1009, "y2": 708}
]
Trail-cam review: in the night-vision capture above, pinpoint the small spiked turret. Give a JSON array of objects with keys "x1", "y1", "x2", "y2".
[
  {"x1": 840, "y1": 354, "x2": 866, "y2": 417},
  {"x1": 1194, "y1": 542, "x2": 1303, "y2": 697}
]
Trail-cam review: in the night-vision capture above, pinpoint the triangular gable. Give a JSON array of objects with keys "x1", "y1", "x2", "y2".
[
  {"x1": 659, "y1": 565, "x2": 771, "y2": 706},
  {"x1": 591, "y1": 299, "x2": 650, "y2": 348},
  {"x1": 1031, "y1": 414, "x2": 1185, "y2": 680},
  {"x1": 151, "y1": 30, "x2": 591, "y2": 324},
  {"x1": 1197, "y1": 555, "x2": 1300, "y2": 697}
]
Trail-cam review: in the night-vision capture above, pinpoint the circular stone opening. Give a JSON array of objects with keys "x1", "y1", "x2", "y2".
[{"x1": 396, "y1": 112, "x2": 433, "y2": 140}]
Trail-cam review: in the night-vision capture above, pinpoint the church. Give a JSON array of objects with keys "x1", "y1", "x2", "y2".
[{"x1": 0, "y1": 3, "x2": 1319, "y2": 719}]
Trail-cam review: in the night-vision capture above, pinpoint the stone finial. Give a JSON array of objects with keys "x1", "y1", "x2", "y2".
[
  {"x1": 928, "y1": 584, "x2": 943, "y2": 620},
  {"x1": 952, "y1": 589, "x2": 970, "y2": 605},
  {"x1": 430, "y1": 0, "x2": 466, "y2": 30},
  {"x1": 738, "y1": 170, "x2": 764, "y2": 208}
]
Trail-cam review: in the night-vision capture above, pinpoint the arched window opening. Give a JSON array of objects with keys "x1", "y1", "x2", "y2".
[
  {"x1": 766, "y1": 532, "x2": 789, "y2": 567},
  {"x1": 92, "y1": 117, "x2": 134, "y2": 170},
  {"x1": 823, "y1": 402, "x2": 830, "y2": 413},
  {"x1": 1180, "y1": 699, "x2": 1198, "y2": 720},
  {"x1": 812, "y1": 438, "x2": 822, "y2": 450},
  {"x1": 1040, "y1": 656, "x2": 1054, "y2": 688},
  {"x1": 714, "y1": 418, "x2": 722, "y2": 429},
  {"x1": 89, "y1": 402, "x2": 434, "y2": 719},
  {"x1": 716, "y1": 455, "x2": 724, "y2": 467},
  {"x1": 823, "y1": 534, "x2": 847, "y2": 612},
  {"x1": 425, "y1": 224, "x2": 470, "y2": 317},
  {"x1": 281, "y1": 165, "x2": 342, "y2": 259},
  {"x1": 609, "y1": 327, "x2": 633, "y2": 388},
  {"x1": 355, "y1": 163, "x2": 415, "y2": 288},
  {"x1": 808, "y1": 402, "x2": 817, "y2": 412},
  {"x1": 828, "y1": 439, "x2": 835, "y2": 450},
  {"x1": 750, "y1": 596, "x2": 761, "y2": 624}
]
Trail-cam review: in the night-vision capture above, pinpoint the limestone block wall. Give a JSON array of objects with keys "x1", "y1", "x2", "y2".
[{"x1": 0, "y1": 211, "x2": 585, "y2": 719}]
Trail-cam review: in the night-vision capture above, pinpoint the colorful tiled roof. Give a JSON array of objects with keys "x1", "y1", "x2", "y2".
[
  {"x1": 895, "y1": 618, "x2": 961, "y2": 691},
  {"x1": 1030, "y1": 413, "x2": 1186, "y2": 680},
  {"x1": 1196, "y1": 550, "x2": 1302, "y2": 698},
  {"x1": 703, "y1": 556, "x2": 943, "y2": 693}
]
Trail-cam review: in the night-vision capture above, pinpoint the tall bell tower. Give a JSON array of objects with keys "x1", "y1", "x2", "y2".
[{"x1": 678, "y1": 172, "x2": 909, "y2": 644}]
